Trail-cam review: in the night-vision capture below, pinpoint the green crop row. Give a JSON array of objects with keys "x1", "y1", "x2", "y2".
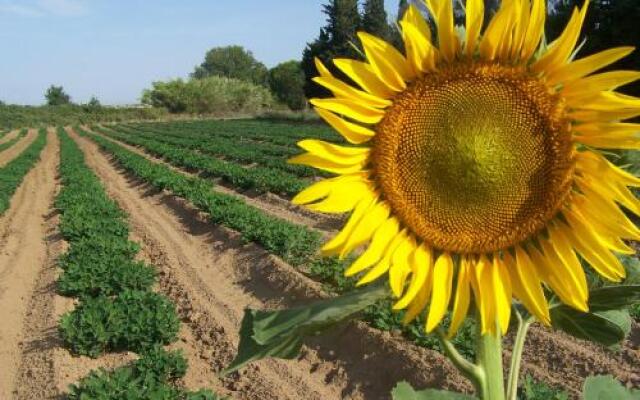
[
  {"x1": 0, "y1": 128, "x2": 28, "y2": 152},
  {"x1": 111, "y1": 124, "x2": 321, "y2": 178},
  {"x1": 0, "y1": 128, "x2": 47, "y2": 215},
  {"x1": 126, "y1": 118, "x2": 341, "y2": 148},
  {"x1": 55, "y1": 128, "x2": 217, "y2": 398},
  {"x1": 78, "y1": 127, "x2": 322, "y2": 266},
  {"x1": 94, "y1": 125, "x2": 309, "y2": 197},
  {"x1": 67, "y1": 346, "x2": 221, "y2": 400},
  {"x1": 80, "y1": 125, "x2": 480, "y2": 361}
]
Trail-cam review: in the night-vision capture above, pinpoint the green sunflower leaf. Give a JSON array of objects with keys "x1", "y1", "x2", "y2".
[
  {"x1": 549, "y1": 307, "x2": 631, "y2": 347},
  {"x1": 222, "y1": 283, "x2": 388, "y2": 376},
  {"x1": 583, "y1": 375, "x2": 640, "y2": 400},
  {"x1": 587, "y1": 285, "x2": 640, "y2": 311},
  {"x1": 391, "y1": 381, "x2": 478, "y2": 400}
]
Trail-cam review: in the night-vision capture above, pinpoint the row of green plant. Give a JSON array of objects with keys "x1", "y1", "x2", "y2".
[
  {"x1": 112, "y1": 124, "x2": 320, "y2": 178},
  {"x1": 127, "y1": 118, "x2": 341, "y2": 148},
  {"x1": 55, "y1": 128, "x2": 218, "y2": 398},
  {"x1": 0, "y1": 128, "x2": 28, "y2": 152},
  {"x1": 0, "y1": 128, "x2": 47, "y2": 215},
  {"x1": 82, "y1": 125, "x2": 636, "y2": 398},
  {"x1": 78, "y1": 127, "x2": 321, "y2": 265},
  {"x1": 0, "y1": 104, "x2": 166, "y2": 130},
  {"x1": 93, "y1": 125, "x2": 309, "y2": 197}
]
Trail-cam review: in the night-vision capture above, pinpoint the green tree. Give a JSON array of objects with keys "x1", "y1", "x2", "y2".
[
  {"x1": 45, "y1": 85, "x2": 71, "y2": 106},
  {"x1": 268, "y1": 61, "x2": 307, "y2": 111},
  {"x1": 87, "y1": 96, "x2": 101, "y2": 108},
  {"x1": 362, "y1": 0, "x2": 391, "y2": 39},
  {"x1": 192, "y1": 45, "x2": 268, "y2": 86},
  {"x1": 301, "y1": 0, "x2": 361, "y2": 99}
]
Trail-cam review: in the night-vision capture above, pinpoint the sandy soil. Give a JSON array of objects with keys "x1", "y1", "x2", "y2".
[
  {"x1": 0, "y1": 129, "x2": 59, "y2": 399},
  {"x1": 0, "y1": 129, "x2": 38, "y2": 167},
  {"x1": 0, "y1": 130, "x2": 19, "y2": 145}
]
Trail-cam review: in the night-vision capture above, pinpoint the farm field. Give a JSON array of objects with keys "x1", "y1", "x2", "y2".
[{"x1": 0, "y1": 118, "x2": 637, "y2": 399}]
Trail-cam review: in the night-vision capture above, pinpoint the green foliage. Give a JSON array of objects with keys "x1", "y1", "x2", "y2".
[
  {"x1": 67, "y1": 347, "x2": 221, "y2": 400},
  {"x1": 59, "y1": 290, "x2": 180, "y2": 357},
  {"x1": 392, "y1": 381, "x2": 477, "y2": 400},
  {"x1": 95, "y1": 125, "x2": 308, "y2": 196},
  {"x1": 0, "y1": 128, "x2": 47, "y2": 215},
  {"x1": 518, "y1": 376, "x2": 569, "y2": 400},
  {"x1": 302, "y1": 0, "x2": 361, "y2": 99},
  {"x1": 142, "y1": 75, "x2": 274, "y2": 114},
  {"x1": 268, "y1": 60, "x2": 307, "y2": 111},
  {"x1": 0, "y1": 128, "x2": 27, "y2": 153},
  {"x1": 192, "y1": 45, "x2": 268, "y2": 86},
  {"x1": 80, "y1": 127, "x2": 322, "y2": 265},
  {"x1": 362, "y1": 0, "x2": 391, "y2": 40},
  {"x1": 45, "y1": 84, "x2": 72, "y2": 106},
  {"x1": 223, "y1": 283, "x2": 388, "y2": 375},
  {"x1": 582, "y1": 375, "x2": 640, "y2": 400},
  {"x1": 0, "y1": 104, "x2": 166, "y2": 130}
]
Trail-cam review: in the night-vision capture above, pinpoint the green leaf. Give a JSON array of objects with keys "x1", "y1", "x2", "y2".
[
  {"x1": 583, "y1": 375, "x2": 640, "y2": 400},
  {"x1": 391, "y1": 381, "x2": 478, "y2": 400},
  {"x1": 588, "y1": 285, "x2": 640, "y2": 311},
  {"x1": 550, "y1": 307, "x2": 631, "y2": 347},
  {"x1": 223, "y1": 283, "x2": 388, "y2": 375}
]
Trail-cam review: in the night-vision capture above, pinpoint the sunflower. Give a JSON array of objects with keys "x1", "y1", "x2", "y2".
[{"x1": 290, "y1": 0, "x2": 640, "y2": 337}]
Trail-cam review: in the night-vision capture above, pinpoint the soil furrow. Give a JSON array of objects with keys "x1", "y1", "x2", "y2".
[
  {"x1": 0, "y1": 130, "x2": 59, "y2": 399},
  {"x1": 0, "y1": 129, "x2": 38, "y2": 167},
  {"x1": 87, "y1": 126, "x2": 342, "y2": 233},
  {"x1": 0, "y1": 130, "x2": 19, "y2": 145},
  {"x1": 71, "y1": 128, "x2": 473, "y2": 399}
]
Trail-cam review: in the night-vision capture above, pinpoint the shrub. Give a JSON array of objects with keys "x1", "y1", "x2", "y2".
[{"x1": 142, "y1": 76, "x2": 274, "y2": 115}]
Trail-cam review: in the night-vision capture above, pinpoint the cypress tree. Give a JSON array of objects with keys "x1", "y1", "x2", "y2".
[
  {"x1": 301, "y1": 0, "x2": 361, "y2": 99},
  {"x1": 362, "y1": 0, "x2": 391, "y2": 39}
]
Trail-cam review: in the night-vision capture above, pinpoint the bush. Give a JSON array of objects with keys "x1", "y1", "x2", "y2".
[
  {"x1": 268, "y1": 60, "x2": 307, "y2": 110},
  {"x1": 142, "y1": 76, "x2": 274, "y2": 115}
]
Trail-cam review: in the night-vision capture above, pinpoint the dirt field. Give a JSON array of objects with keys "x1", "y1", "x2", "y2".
[{"x1": 0, "y1": 126, "x2": 637, "y2": 399}]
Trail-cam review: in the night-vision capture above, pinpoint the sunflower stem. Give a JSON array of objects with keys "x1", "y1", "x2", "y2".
[
  {"x1": 435, "y1": 329, "x2": 483, "y2": 394},
  {"x1": 506, "y1": 311, "x2": 533, "y2": 400},
  {"x1": 476, "y1": 327, "x2": 506, "y2": 400}
]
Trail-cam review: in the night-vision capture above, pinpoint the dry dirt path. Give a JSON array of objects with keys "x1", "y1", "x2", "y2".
[
  {"x1": 0, "y1": 130, "x2": 19, "y2": 145},
  {"x1": 70, "y1": 128, "x2": 472, "y2": 399},
  {"x1": 0, "y1": 129, "x2": 59, "y2": 399},
  {"x1": 0, "y1": 129, "x2": 38, "y2": 167}
]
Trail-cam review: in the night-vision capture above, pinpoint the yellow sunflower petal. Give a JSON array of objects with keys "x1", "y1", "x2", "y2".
[
  {"x1": 533, "y1": 0, "x2": 589, "y2": 74},
  {"x1": 493, "y1": 255, "x2": 512, "y2": 335},
  {"x1": 424, "y1": 0, "x2": 458, "y2": 61},
  {"x1": 576, "y1": 151, "x2": 640, "y2": 187},
  {"x1": 479, "y1": 0, "x2": 518, "y2": 61},
  {"x1": 529, "y1": 242, "x2": 589, "y2": 312},
  {"x1": 314, "y1": 57, "x2": 332, "y2": 78},
  {"x1": 403, "y1": 276, "x2": 432, "y2": 324},
  {"x1": 402, "y1": 4, "x2": 431, "y2": 41},
  {"x1": 564, "y1": 71, "x2": 640, "y2": 102},
  {"x1": 400, "y1": 8, "x2": 438, "y2": 74},
  {"x1": 546, "y1": 224, "x2": 589, "y2": 300},
  {"x1": 578, "y1": 91, "x2": 640, "y2": 111},
  {"x1": 577, "y1": 181, "x2": 640, "y2": 239},
  {"x1": 472, "y1": 255, "x2": 496, "y2": 335},
  {"x1": 288, "y1": 153, "x2": 366, "y2": 174},
  {"x1": 465, "y1": 0, "x2": 484, "y2": 56},
  {"x1": 293, "y1": 173, "x2": 371, "y2": 213},
  {"x1": 546, "y1": 47, "x2": 635, "y2": 86},
  {"x1": 570, "y1": 108, "x2": 640, "y2": 123},
  {"x1": 575, "y1": 133, "x2": 640, "y2": 150},
  {"x1": 333, "y1": 58, "x2": 395, "y2": 99},
  {"x1": 394, "y1": 244, "x2": 432, "y2": 310},
  {"x1": 510, "y1": 0, "x2": 531, "y2": 60},
  {"x1": 314, "y1": 108, "x2": 375, "y2": 145},
  {"x1": 298, "y1": 139, "x2": 369, "y2": 160},
  {"x1": 357, "y1": 230, "x2": 408, "y2": 285},
  {"x1": 426, "y1": 252, "x2": 454, "y2": 333},
  {"x1": 321, "y1": 195, "x2": 376, "y2": 256},
  {"x1": 448, "y1": 256, "x2": 471, "y2": 338},
  {"x1": 358, "y1": 31, "x2": 411, "y2": 91},
  {"x1": 345, "y1": 218, "x2": 400, "y2": 278},
  {"x1": 520, "y1": 0, "x2": 545, "y2": 61},
  {"x1": 510, "y1": 247, "x2": 551, "y2": 325},
  {"x1": 339, "y1": 201, "x2": 391, "y2": 259},
  {"x1": 389, "y1": 237, "x2": 417, "y2": 297},
  {"x1": 310, "y1": 98, "x2": 385, "y2": 124}
]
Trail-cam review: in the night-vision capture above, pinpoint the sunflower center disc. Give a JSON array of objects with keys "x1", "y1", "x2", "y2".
[{"x1": 373, "y1": 64, "x2": 574, "y2": 254}]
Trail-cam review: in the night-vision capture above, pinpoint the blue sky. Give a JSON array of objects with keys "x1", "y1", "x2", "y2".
[{"x1": 0, "y1": 0, "x2": 399, "y2": 105}]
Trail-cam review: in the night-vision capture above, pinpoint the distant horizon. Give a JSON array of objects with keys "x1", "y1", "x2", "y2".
[{"x1": 0, "y1": 0, "x2": 399, "y2": 106}]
